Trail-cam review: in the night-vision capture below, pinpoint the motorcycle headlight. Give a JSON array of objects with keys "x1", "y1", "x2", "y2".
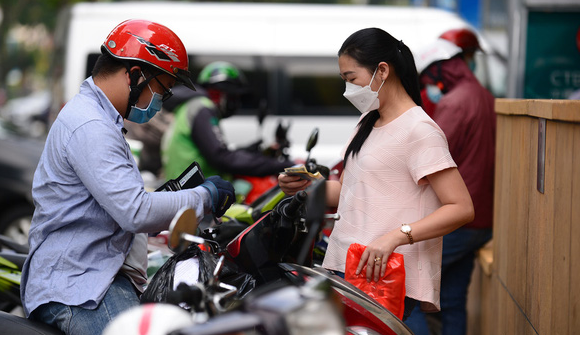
[{"x1": 284, "y1": 296, "x2": 345, "y2": 335}]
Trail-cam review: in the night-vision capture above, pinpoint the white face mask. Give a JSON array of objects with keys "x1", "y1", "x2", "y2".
[{"x1": 343, "y1": 68, "x2": 385, "y2": 114}]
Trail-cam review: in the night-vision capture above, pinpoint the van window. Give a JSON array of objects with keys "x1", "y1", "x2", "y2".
[{"x1": 191, "y1": 55, "x2": 358, "y2": 117}]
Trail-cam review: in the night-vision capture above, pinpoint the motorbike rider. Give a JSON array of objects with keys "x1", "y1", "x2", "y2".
[
  {"x1": 440, "y1": 28, "x2": 481, "y2": 73},
  {"x1": 420, "y1": 28, "x2": 482, "y2": 116},
  {"x1": 405, "y1": 34, "x2": 496, "y2": 335},
  {"x1": 161, "y1": 61, "x2": 295, "y2": 181},
  {"x1": 20, "y1": 19, "x2": 235, "y2": 335}
]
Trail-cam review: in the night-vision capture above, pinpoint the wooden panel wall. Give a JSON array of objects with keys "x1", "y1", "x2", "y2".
[{"x1": 481, "y1": 99, "x2": 580, "y2": 334}]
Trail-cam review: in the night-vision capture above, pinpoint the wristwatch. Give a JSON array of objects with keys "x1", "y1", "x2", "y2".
[{"x1": 400, "y1": 224, "x2": 414, "y2": 245}]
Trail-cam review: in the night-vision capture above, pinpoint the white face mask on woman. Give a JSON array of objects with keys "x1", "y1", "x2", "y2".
[{"x1": 343, "y1": 67, "x2": 385, "y2": 114}]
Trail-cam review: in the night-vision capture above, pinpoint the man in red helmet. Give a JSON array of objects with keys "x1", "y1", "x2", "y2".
[
  {"x1": 440, "y1": 28, "x2": 481, "y2": 73},
  {"x1": 405, "y1": 34, "x2": 496, "y2": 335},
  {"x1": 20, "y1": 20, "x2": 235, "y2": 335},
  {"x1": 420, "y1": 28, "x2": 482, "y2": 116}
]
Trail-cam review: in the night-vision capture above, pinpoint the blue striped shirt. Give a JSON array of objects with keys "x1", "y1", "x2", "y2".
[{"x1": 21, "y1": 77, "x2": 209, "y2": 317}]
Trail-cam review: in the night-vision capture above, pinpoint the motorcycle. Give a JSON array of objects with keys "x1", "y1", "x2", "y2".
[
  {"x1": 220, "y1": 179, "x2": 413, "y2": 335},
  {"x1": 113, "y1": 176, "x2": 405, "y2": 335},
  {"x1": 160, "y1": 175, "x2": 411, "y2": 335},
  {"x1": 173, "y1": 274, "x2": 344, "y2": 335},
  {"x1": 104, "y1": 206, "x2": 345, "y2": 335},
  {"x1": 199, "y1": 127, "x2": 332, "y2": 251}
]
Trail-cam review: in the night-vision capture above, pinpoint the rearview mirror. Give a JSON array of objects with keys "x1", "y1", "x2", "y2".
[
  {"x1": 168, "y1": 207, "x2": 204, "y2": 252},
  {"x1": 306, "y1": 128, "x2": 319, "y2": 153},
  {"x1": 305, "y1": 128, "x2": 319, "y2": 164}
]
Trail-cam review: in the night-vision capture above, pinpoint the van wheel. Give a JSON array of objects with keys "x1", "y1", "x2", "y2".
[{"x1": 0, "y1": 204, "x2": 34, "y2": 247}]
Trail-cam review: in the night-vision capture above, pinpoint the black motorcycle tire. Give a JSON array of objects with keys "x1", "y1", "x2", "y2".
[{"x1": 0, "y1": 203, "x2": 34, "y2": 247}]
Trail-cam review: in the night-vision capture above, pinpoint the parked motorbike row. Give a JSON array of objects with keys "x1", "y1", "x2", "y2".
[
  {"x1": 0, "y1": 235, "x2": 65, "y2": 334},
  {"x1": 0, "y1": 234, "x2": 28, "y2": 313},
  {"x1": 0, "y1": 128, "x2": 413, "y2": 335}
]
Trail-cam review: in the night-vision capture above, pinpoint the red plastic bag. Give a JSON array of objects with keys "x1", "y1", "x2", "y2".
[{"x1": 345, "y1": 243, "x2": 406, "y2": 319}]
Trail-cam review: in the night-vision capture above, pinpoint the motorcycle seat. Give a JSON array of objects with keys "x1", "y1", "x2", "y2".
[{"x1": 0, "y1": 311, "x2": 64, "y2": 335}]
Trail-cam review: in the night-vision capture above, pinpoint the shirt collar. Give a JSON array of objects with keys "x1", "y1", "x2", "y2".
[{"x1": 83, "y1": 77, "x2": 125, "y2": 131}]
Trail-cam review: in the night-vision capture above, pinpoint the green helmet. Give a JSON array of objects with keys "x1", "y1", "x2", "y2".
[{"x1": 197, "y1": 61, "x2": 248, "y2": 94}]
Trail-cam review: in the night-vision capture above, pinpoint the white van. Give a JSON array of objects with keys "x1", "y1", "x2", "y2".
[{"x1": 53, "y1": 2, "x2": 504, "y2": 166}]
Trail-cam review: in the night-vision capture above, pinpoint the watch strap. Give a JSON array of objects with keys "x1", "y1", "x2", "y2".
[{"x1": 401, "y1": 224, "x2": 414, "y2": 245}]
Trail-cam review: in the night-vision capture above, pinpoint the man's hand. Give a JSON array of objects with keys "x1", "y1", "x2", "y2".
[{"x1": 200, "y1": 176, "x2": 235, "y2": 217}]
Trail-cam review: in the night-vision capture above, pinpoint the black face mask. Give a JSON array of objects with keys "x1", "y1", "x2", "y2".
[{"x1": 218, "y1": 94, "x2": 241, "y2": 119}]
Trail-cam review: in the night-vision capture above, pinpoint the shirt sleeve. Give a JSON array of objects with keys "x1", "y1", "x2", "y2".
[
  {"x1": 406, "y1": 120, "x2": 457, "y2": 184},
  {"x1": 66, "y1": 119, "x2": 209, "y2": 234}
]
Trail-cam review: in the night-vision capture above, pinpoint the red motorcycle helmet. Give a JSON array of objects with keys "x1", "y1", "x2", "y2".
[
  {"x1": 102, "y1": 19, "x2": 195, "y2": 90},
  {"x1": 439, "y1": 28, "x2": 481, "y2": 53}
]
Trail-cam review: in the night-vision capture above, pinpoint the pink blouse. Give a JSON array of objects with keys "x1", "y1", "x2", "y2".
[{"x1": 322, "y1": 106, "x2": 456, "y2": 312}]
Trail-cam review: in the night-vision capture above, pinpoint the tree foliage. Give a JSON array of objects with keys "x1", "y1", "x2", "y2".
[
  {"x1": 0, "y1": 0, "x2": 84, "y2": 90},
  {"x1": 0, "y1": 0, "x2": 355, "y2": 92}
]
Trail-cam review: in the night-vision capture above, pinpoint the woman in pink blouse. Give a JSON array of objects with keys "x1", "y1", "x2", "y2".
[{"x1": 278, "y1": 27, "x2": 474, "y2": 320}]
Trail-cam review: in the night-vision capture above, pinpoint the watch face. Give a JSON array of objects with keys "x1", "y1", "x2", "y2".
[{"x1": 402, "y1": 225, "x2": 411, "y2": 233}]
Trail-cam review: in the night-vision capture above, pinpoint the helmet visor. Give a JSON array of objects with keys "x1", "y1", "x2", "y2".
[{"x1": 174, "y1": 68, "x2": 196, "y2": 91}]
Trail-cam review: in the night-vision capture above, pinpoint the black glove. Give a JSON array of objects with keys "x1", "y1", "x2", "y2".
[{"x1": 200, "y1": 176, "x2": 235, "y2": 218}]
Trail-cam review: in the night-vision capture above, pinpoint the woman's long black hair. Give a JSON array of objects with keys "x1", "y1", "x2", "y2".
[{"x1": 341, "y1": 28, "x2": 422, "y2": 167}]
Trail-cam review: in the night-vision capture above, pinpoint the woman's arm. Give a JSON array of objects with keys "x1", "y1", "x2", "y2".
[
  {"x1": 405, "y1": 167, "x2": 474, "y2": 241},
  {"x1": 325, "y1": 172, "x2": 343, "y2": 208},
  {"x1": 357, "y1": 167, "x2": 474, "y2": 281}
]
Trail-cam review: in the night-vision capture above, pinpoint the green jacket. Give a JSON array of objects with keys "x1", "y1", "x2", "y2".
[
  {"x1": 162, "y1": 95, "x2": 294, "y2": 182},
  {"x1": 162, "y1": 96, "x2": 227, "y2": 180}
]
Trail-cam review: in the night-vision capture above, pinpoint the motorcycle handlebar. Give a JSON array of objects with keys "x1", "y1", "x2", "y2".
[
  {"x1": 305, "y1": 161, "x2": 317, "y2": 174},
  {"x1": 305, "y1": 160, "x2": 330, "y2": 179},
  {"x1": 282, "y1": 190, "x2": 307, "y2": 219},
  {"x1": 317, "y1": 165, "x2": 330, "y2": 179}
]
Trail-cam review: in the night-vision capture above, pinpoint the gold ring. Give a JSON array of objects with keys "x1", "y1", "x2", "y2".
[{"x1": 374, "y1": 257, "x2": 382, "y2": 262}]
